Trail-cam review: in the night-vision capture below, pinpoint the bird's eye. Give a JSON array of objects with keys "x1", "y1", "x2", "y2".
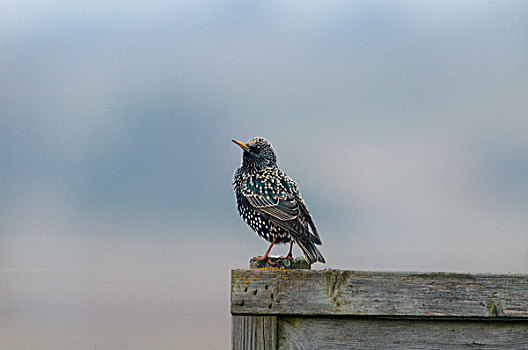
[{"x1": 249, "y1": 146, "x2": 260, "y2": 155}]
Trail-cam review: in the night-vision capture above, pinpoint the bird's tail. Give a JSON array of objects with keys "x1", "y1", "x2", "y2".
[{"x1": 294, "y1": 237, "x2": 325, "y2": 264}]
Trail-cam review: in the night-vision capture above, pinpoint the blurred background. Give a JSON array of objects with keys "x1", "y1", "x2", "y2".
[{"x1": 1, "y1": 1, "x2": 527, "y2": 348}]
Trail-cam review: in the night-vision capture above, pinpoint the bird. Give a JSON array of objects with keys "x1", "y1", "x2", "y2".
[{"x1": 232, "y1": 137, "x2": 325, "y2": 265}]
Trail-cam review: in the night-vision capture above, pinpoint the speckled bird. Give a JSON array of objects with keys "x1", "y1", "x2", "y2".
[{"x1": 232, "y1": 137, "x2": 325, "y2": 265}]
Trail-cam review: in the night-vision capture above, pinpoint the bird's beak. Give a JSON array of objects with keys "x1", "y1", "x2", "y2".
[{"x1": 232, "y1": 139, "x2": 250, "y2": 152}]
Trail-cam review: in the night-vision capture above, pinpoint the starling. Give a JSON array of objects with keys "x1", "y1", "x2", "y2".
[{"x1": 232, "y1": 137, "x2": 325, "y2": 265}]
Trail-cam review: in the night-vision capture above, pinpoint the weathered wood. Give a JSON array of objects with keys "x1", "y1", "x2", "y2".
[
  {"x1": 250, "y1": 257, "x2": 310, "y2": 270},
  {"x1": 231, "y1": 270, "x2": 528, "y2": 348},
  {"x1": 231, "y1": 270, "x2": 528, "y2": 318},
  {"x1": 232, "y1": 315, "x2": 277, "y2": 350},
  {"x1": 278, "y1": 317, "x2": 528, "y2": 349}
]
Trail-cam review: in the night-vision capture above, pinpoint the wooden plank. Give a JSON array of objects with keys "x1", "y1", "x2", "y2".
[
  {"x1": 232, "y1": 315, "x2": 277, "y2": 350},
  {"x1": 231, "y1": 269, "x2": 528, "y2": 318},
  {"x1": 278, "y1": 317, "x2": 528, "y2": 349}
]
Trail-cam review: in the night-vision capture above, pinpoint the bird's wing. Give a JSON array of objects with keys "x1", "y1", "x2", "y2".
[
  {"x1": 242, "y1": 169, "x2": 320, "y2": 243},
  {"x1": 242, "y1": 170, "x2": 299, "y2": 221},
  {"x1": 295, "y1": 193, "x2": 322, "y2": 245}
]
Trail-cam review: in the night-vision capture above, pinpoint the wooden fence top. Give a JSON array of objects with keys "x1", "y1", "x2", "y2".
[{"x1": 231, "y1": 269, "x2": 528, "y2": 319}]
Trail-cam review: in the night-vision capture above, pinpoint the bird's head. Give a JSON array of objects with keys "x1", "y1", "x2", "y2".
[{"x1": 232, "y1": 137, "x2": 277, "y2": 170}]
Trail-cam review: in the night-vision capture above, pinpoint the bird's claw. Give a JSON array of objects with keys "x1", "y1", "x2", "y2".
[{"x1": 252, "y1": 256, "x2": 275, "y2": 266}]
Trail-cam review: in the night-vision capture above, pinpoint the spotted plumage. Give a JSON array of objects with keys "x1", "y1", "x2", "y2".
[{"x1": 232, "y1": 137, "x2": 325, "y2": 264}]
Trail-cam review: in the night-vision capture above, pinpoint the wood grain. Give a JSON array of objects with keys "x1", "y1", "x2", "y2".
[
  {"x1": 231, "y1": 269, "x2": 528, "y2": 318},
  {"x1": 278, "y1": 317, "x2": 528, "y2": 350},
  {"x1": 232, "y1": 315, "x2": 277, "y2": 350}
]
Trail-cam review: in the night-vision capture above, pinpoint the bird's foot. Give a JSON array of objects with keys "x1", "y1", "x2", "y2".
[
  {"x1": 278, "y1": 253, "x2": 293, "y2": 260},
  {"x1": 252, "y1": 256, "x2": 275, "y2": 266}
]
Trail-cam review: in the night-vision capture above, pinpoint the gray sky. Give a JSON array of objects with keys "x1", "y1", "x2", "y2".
[{"x1": 1, "y1": 1, "x2": 527, "y2": 348}]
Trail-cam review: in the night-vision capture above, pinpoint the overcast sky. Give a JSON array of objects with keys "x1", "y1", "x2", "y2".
[{"x1": 1, "y1": 1, "x2": 527, "y2": 349}]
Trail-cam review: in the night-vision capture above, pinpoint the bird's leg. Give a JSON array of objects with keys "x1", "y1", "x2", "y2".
[
  {"x1": 279, "y1": 241, "x2": 294, "y2": 260},
  {"x1": 253, "y1": 238, "x2": 276, "y2": 265}
]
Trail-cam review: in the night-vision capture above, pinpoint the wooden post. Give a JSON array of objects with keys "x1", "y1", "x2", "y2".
[
  {"x1": 231, "y1": 265, "x2": 528, "y2": 349},
  {"x1": 232, "y1": 315, "x2": 277, "y2": 350}
]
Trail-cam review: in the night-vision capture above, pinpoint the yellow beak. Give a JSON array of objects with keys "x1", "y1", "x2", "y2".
[{"x1": 232, "y1": 139, "x2": 250, "y2": 152}]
